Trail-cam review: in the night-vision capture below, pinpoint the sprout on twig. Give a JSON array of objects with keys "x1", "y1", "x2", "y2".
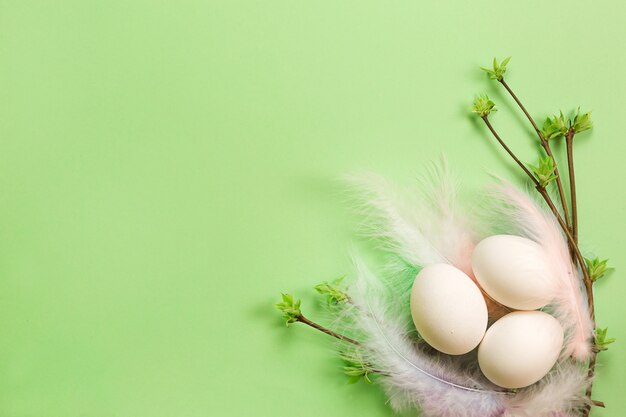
[
  {"x1": 480, "y1": 56, "x2": 511, "y2": 81},
  {"x1": 585, "y1": 257, "x2": 612, "y2": 282},
  {"x1": 541, "y1": 109, "x2": 593, "y2": 140},
  {"x1": 541, "y1": 112, "x2": 569, "y2": 140},
  {"x1": 340, "y1": 349, "x2": 376, "y2": 384},
  {"x1": 572, "y1": 108, "x2": 593, "y2": 134},
  {"x1": 529, "y1": 155, "x2": 558, "y2": 188},
  {"x1": 471, "y1": 94, "x2": 497, "y2": 118},
  {"x1": 595, "y1": 327, "x2": 616, "y2": 352},
  {"x1": 314, "y1": 276, "x2": 348, "y2": 305},
  {"x1": 275, "y1": 293, "x2": 301, "y2": 325}
]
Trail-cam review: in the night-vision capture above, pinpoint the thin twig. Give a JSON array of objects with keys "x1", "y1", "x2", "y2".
[
  {"x1": 564, "y1": 126, "x2": 596, "y2": 417},
  {"x1": 584, "y1": 354, "x2": 599, "y2": 416},
  {"x1": 296, "y1": 314, "x2": 360, "y2": 345},
  {"x1": 481, "y1": 116, "x2": 537, "y2": 184},
  {"x1": 480, "y1": 117, "x2": 593, "y2": 312},
  {"x1": 535, "y1": 186, "x2": 594, "y2": 316},
  {"x1": 566, "y1": 129, "x2": 578, "y2": 242},
  {"x1": 592, "y1": 399, "x2": 605, "y2": 408},
  {"x1": 480, "y1": 115, "x2": 599, "y2": 416},
  {"x1": 499, "y1": 79, "x2": 572, "y2": 229}
]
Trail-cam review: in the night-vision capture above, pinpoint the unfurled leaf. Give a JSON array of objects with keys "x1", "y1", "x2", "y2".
[
  {"x1": 572, "y1": 108, "x2": 593, "y2": 134},
  {"x1": 275, "y1": 293, "x2": 302, "y2": 325},
  {"x1": 529, "y1": 155, "x2": 558, "y2": 188},
  {"x1": 471, "y1": 94, "x2": 497, "y2": 117},
  {"x1": 541, "y1": 111, "x2": 569, "y2": 140},
  {"x1": 596, "y1": 327, "x2": 616, "y2": 352},
  {"x1": 480, "y1": 56, "x2": 511, "y2": 81},
  {"x1": 340, "y1": 349, "x2": 376, "y2": 384},
  {"x1": 585, "y1": 257, "x2": 612, "y2": 282},
  {"x1": 314, "y1": 276, "x2": 348, "y2": 305}
]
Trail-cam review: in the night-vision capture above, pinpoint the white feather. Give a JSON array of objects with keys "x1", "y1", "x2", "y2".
[
  {"x1": 344, "y1": 160, "x2": 476, "y2": 276},
  {"x1": 346, "y1": 258, "x2": 508, "y2": 417},
  {"x1": 504, "y1": 360, "x2": 590, "y2": 416},
  {"x1": 334, "y1": 166, "x2": 593, "y2": 417},
  {"x1": 344, "y1": 164, "x2": 510, "y2": 320}
]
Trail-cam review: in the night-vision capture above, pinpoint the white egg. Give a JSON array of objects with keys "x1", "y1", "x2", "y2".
[
  {"x1": 478, "y1": 311, "x2": 564, "y2": 389},
  {"x1": 410, "y1": 263, "x2": 488, "y2": 355},
  {"x1": 472, "y1": 234, "x2": 554, "y2": 310}
]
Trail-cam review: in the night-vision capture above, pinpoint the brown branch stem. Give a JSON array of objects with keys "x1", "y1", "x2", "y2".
[
  {"x1": 564, "y1": 128, "x2": 597, "y2": 417},
  {"x1": 296, "y1": 314, "x2": 360, "y2": 345},
  {"x1": 480, "y1": 116, "x2": 593, "y2": 310},
  {"x1": 543, "y1": 142, "x2": 571, "y2": 227},
  {"x1": 480, "y1": 115, "x2": 598, "y2": 417},
  {"x1": 499, "y1": 79, "x2": 572, "y2": 229},
  {"x1": 592, "y1": 399, "x2": 605, "y2": 408},
  {"x1": 566, "y1": 130, "x2": 578, "y2": 242},
  {"x1": 481, "y1": 116, "x2": 538, "y2": 184},
  {"x1": 535, "y1": 186, "x2": 594, "y2": 316},
  {"x1": 584, "y1": 354, "x2": 600, "y2": 416}
]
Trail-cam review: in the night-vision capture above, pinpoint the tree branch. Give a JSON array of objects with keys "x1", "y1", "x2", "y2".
[
  {"x1": 481, "y1": 116, "x2": 538, "y2": 184},
  {"x1": 535, "y1": 186, "x2": 594, "y2": 316},
  {"x1": 296, "y1": 314, "x2": 360, "y2": 345},
  {"x1": 480, "y1": 117, "x2": 593, "y2": 311},
  {"x1": 480, "y1": 115, "x2": 598, "y2": 417},
  {"x1": 499, "y1": 79, "x2": 572, "y2": 230},
  {"x1": 566, "y1": 129, "x2": 578, "y2": 242},
  {"x1": 583, "y1": 354, "x2": 600, "y2": 416}
]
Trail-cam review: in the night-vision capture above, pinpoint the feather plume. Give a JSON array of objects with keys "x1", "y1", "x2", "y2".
[
  {"x1": 503, "y1": 360, "x2": 590, "y2": 416},
  {"x1": 334, "y1": 169, "x2": 592, "y2": 417},
  {"x1": 483, "y1": 181, "x2": 593, "y2": 360},
  {"x1": 344, "y1": 161, "x2": 475, "y2": 275},
  {"x1": 344, "y1": 162, "x2": 510, "y2": 319},
  {"x1": 344, "y1": 259, "x2": 508, "y2": 417}
]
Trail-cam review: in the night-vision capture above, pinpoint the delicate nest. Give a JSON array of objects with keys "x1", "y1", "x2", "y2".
[{"x1": 332, "y1": 164, "x2": 593, "y2": 417}]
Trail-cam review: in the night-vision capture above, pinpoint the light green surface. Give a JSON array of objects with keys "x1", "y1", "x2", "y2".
[{"x1": 0, "y1": 1, "x2": 624, "y2": 416}]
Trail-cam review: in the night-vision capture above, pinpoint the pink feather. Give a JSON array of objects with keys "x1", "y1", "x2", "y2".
[
  {"x1": 344, "y1": 162, "x2": 509, "y2": 319},
  {"x1": 485, "y1": 182, "x2": 593, "y2": 360}
]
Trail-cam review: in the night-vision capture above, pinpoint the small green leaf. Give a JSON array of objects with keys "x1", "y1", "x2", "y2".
[
  {"x1": 340, "y1": 349, "x2": 376, "y2": 384},
  {"x1": 471, "y1": 94, "x2": 497, "y2": 117},
  {"x1": 480, "y1": 56, "x2": 511, "y2": 81},
  {"x1": 585, "y1": 257, "x2": 612, "y2": 282},
  {"x1": 529, "y1": 155, "x2": 558, "y2": 188},
  {"x1": 596, "y1": 327, "x2": 616, "y2": 352},
  {"x1": 479, "y1": 67, "x2": 495, "y2": 77},
  {"x1": 314, "y1": 276, "x2": 348, "y2": 305},
  {"x1": 572, "y1": 108, "x2": 593, "y2": 134},
  {"x1": 275, "y1": 293, "x2": 302, "y2": 325},
  {"x1": 541, "y1": 111, "x2": 569, "y2": 140}
]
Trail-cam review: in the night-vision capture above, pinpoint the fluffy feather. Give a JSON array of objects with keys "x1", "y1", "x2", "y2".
[
  {"x1": 336, "y1": 169, "x2": 592, "y2": 417},
  {"x1": 344, "y1": 162, "x2": 509, "y2": 319},
  {"x1": 345, "y1": 259, "x2": 508, "y2": 417},
  {"x1": 503, "y1": 360, "x2": 590, "y2": 416},
  {"x1": 483, "y1": 181, "x2": 593, "y2": 360},
  {"x1": 344, "y1": 161, "x2": 475, "y2": 275}
]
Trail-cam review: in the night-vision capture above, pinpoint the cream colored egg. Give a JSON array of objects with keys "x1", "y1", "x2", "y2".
[
  {"x1": 410, "y1": 263, "x2": 488, "y2": 355},
  {"x1": 472, "y1": 234, "x2": 554, "y2": 310},
  {"x1": 478, "y1": 311, "x2": 564, "y2": 389}
]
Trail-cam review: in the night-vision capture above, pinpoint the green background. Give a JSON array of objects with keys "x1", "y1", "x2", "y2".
[{"x1": 0, "y1": 1, "x2": 624, "y2": 416}]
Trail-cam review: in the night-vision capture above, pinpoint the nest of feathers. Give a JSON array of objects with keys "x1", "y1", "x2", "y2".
[{"x1": 339, "y1": 166, "x2": 592, "y2": 417}]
